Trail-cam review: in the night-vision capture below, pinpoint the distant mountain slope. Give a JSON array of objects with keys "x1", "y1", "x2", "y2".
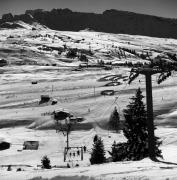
[{"x1": 1, "y1": 9, "x2": 177, "y2": 39}]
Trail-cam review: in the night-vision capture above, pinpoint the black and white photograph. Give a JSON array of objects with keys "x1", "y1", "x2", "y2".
[{"x1": 0, "y1": 0, "x2": 177, "y2": 179}]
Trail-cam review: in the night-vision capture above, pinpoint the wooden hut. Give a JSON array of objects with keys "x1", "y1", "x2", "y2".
[
  {"x1": 23, "y1": 141, "x2": 39, "y2": 150},
  {"x1": 39, "y1": 95, "x2": 50, "y2": 104}
]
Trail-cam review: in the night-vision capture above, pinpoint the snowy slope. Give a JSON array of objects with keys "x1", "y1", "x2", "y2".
[
  {"x1": 1, "y1": 24, "x2": 177, "y2": 180},
  {"x1": 1, "y1": 26, "x2": 177, "y2": 68}
]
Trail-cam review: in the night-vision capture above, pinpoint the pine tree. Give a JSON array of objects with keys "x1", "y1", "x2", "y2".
[
  {"x1": 90, "y1": 136, "x2": 106, "y2": 164},
  {"x1": 109, "y1": 107, "x2": 120, "y2": 132},
  {"x1": 109, "y1": 141, "x2": 128, "y2": 162},
  {"x1": 123, "y1": 88, "x2": 162, "y2": 160},
  {"x1": 41, "y1": 155, "x2": 51, "y2": 169},
  {"x1": 93, "y1": 134, "x2": 98, "y2": 143}
]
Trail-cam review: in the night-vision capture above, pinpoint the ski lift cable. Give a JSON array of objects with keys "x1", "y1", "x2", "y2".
[
  {"x1": 76, "y1": 79, "x2": 129, "y2": 135},
  {"x1": 100, "y1": 97, "x2": 118, "y2": 119},
  {"x1": 93, "y1": 80, "x2": 127, "y2": 118},
  {"x1": 113, "y1": 79, "x2": 129, "y2": 105},
  {"x1": 88, "y1": 91, "x2": 114, "y2": 117},
  {"x1": 99, "y1": 79, "x2": 129, "y2": 120},
  {"x1": 93, "y1": 78, "x2": 128, "y2": 116},
  {"x1": 106, "y1": 79, "x2": 129, "y2": 121},
  {"x1": 88, "y1": 88, "x2": 100, "y2": 110},
  {"x1": 93, "y1": 94, "x2": 118, "y2": 122},
  {"x1": 159, "y1": 75, "x2": 177, "y2": 106}
]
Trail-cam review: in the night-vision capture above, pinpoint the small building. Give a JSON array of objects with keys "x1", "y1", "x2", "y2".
[
  {"x1": 14, "y1": 60, "x2": 25, "y2": 65},
  {"x1": 68, "y1": 116, "x2": 84, "y2": 123},
  {"x1": 76, "y1": 117, "x2": 84, "y2": 122},
  {"x1": 104, "y1": 65, "x2": 112, "y2": 70},
  {"x1": 53, "y1": 110, "x2": 72, "y2": 120},
  {"x1": 40, "y1": 95, "x2": 50, "y2": 104},
  {"x1": 100, "y1": 90, "x2": 115, "y2": 96},
  {"x1": 0, "y1": 59, "x2": 8, "y2": 67},
  {"x1": 70, "y1": 117, "x2": 77, "y2": 123},
  {"x1": 51, "y1": 99, "x2": 58, "y2": 105},
  {"x1": 31, "y1": 81, "x2": 38, "y2": 85},
  {"x1": 79, "y1": 63, "x2": 88, "y2": 68},
  {"x1": 23, "y1": 141, "x2": 39, "y2": 150}
]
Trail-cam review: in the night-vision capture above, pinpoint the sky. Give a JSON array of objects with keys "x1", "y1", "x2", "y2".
[{"x1": 0, "y1": 0, "x2": 177, "y2": 19}]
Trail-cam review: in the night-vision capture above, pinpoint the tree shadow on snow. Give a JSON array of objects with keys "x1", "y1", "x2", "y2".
[{"x1": 154, "y1": 158, "x2": 177, "y2": 166}]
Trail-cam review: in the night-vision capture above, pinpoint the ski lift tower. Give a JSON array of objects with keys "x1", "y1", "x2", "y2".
[
  {"x1": 128, "y1": 62, "x2": 177, "y2": 161},
  {"x1": 54, "y1": 110, "x2": 73, "y2": 149},
  {"x1": 53, "y1": 110, "x2": 84, "y2": 162}
]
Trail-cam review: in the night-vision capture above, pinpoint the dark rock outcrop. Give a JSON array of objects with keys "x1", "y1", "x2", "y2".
[
  {"x1": 2, "y1": 13, "x2": 13, "y2": 22},
  {"x1": 1, "y1": 13, "x2": 35, "y2": 25},
  {"x1": 25, "y1": 9, "x2": 43, "y2": 16},
  {"x1": 13, "y1": 13, "x2": 35, "y2": 23}
]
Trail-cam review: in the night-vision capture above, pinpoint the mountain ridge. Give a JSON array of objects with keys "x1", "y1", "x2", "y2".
[{"x1": 1, "y1": 8, "x2": 177, "y2": 39}]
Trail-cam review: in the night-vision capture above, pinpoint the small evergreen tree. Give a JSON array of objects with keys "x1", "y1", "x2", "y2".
[
  {"x1": 66, "y1": 48, "x2": 77, "y2": 58},
  {"x1": 123, "y1": 88, "x2": 162, "y2": 160},
  {"x1": 93, "y1": 134, "x2": 98, "y2": 143},
  {"x1": 79, "y1": 54, "x2": 88, "y2": 62},
  {"x1": 90, "y1": 136, "x2": 106, "y2": 164},
  {"x1": 41, "y1": 155, "x2": 51, "y2": 169},
  {"x1": 109, "y1": 141, "x2": 128, "y2": 162},
  {"x1": 108, "y1": 107, "x2": 120, "y2": 132}
]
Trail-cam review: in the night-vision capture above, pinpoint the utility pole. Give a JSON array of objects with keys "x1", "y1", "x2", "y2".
[
  {"x1": 66, "y1": 131, "x2": 69, "y2": 149},
  {"x1": 129, "y1": 66, "x2": 175, "y2": 160},
  {"x1": 145, "y1": 72, "x2": 155, "y2": 160},
  {"x1": 52, "y1": 85, "x2": 54, "y2": 93},
  {"x1": 54, "y1": 111, "x2": 73, "y2": 149},
  {"x1": 65, "y1": 118, "x2": 72, "y2": 149}
]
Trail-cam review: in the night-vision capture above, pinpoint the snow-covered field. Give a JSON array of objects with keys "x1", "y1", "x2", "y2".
[{"x1": 1, "y1": 23, "x2": 177, "y2": 179}]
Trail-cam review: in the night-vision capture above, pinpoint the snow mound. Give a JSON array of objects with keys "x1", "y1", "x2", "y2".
[
  {"x1": 0, "y1": 20, "x2": 48, "y2": 30},
  {"x1": 79, "y1": 28, "x2": 95, "y2": 32}
]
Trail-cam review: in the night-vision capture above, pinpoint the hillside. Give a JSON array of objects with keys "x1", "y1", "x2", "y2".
[
  {"x1": 1, "y1": 25, "x2": 177, "y2": 179},
  {"x1": 1, "y1": 9, "x2": 177, "y2": 39}
]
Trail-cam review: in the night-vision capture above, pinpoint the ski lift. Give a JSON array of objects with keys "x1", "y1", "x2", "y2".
[
  {"x1": 64, "y1": 146, "x2": 84, "y2": 162},
  {"x1": 107, "y1": 96, "x2": 121, "y2": 138}
]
